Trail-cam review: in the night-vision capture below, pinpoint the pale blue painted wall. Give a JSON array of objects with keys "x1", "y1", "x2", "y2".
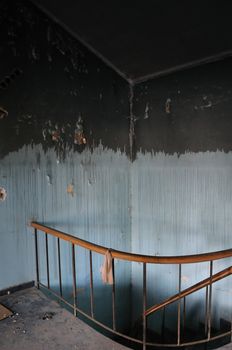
[
  {"x1": 0, "y1": 145, "x2": 131, "y2": 329},
  {"x1": 131, "y1": 151, "x2": 232, "y2": 332},
  {"x1": 1, "y1": 145, "x2": 232, "y2": 333}
]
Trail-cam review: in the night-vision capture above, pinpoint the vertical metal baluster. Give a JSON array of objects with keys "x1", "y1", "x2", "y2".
[
  {"x1": 89, "y1": 250, "x2": 94, "y2": 318},
  {"x1": 177, "y1": 264, "x2": 181, "y2": 345},
  {"x1": 112, "y1": 258, "x2": 116, "y2": 331},
  {"x1": 182, "y1": 296, "x2": 186, "y2": 340},
  {"x1": 72, "y1": 243, "x2": 77, "y2": 316},
  {"x1": 205, "y1": 285, "x2": 209, "y2": 337},
  {"x1": 34, "y1": 229, "x2": 40, "y2": 289},
  {"x1": 207, "y1": 261, "x2": 213, "y2": 340},
  {"x1": 57, "y1": 238, "x2": 62, "y2": 296},
  {"x1": 45, "y1": 233, "x2": 50, "y2": 289},
  {"x1": 230, "y1": 308, "x2": 232, "y2": 343},
  {"x1": 143, "y1": 262, "x2": 147, "y2": 350},
  {"x1": 162, "y1": 306, "x2": 166, "y2": 343}
]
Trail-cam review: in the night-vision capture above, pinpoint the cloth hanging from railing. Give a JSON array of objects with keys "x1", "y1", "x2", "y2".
[{"x1": 100, "y1": 249, "x2": 113, "y2": 285}]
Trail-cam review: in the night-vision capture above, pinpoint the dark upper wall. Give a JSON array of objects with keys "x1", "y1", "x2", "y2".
[
  {"x1": 1, "y1": 0, "x2": 232, "y2": 160},
  {"x1": 133, "y1": 58, "x2": 232, "y2": 155},
  {"x1": 0, "y1": 0, "x2": 130, "y2": 160}
]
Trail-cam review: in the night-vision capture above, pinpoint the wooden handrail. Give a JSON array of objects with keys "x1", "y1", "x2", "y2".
[
  {"x1": 145, "y1": 265, "x2": 232, "y2": 317},
  {"x1": 31, "y1": 222, "x2": 232, "y2": 264}
]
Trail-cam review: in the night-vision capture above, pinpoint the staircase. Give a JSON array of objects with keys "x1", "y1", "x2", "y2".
[{"x1": 31, "y1": 222, "x2": 232, "y2": 350}]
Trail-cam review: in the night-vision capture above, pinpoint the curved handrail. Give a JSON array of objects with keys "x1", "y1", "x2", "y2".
[
  {"x1": 31, "y1": 222, "x2": 232, "y2": 348},
  {"x1": 31, "y1": 222, "x2": 232, "y2": 264}
]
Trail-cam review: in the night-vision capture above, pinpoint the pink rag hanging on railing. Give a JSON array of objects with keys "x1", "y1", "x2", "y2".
[{"x1": 100, "y1": 249, "x2": 113, "y2": 285}]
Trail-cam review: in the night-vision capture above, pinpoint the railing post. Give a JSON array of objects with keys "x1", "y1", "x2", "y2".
[
  {"x1": 161, "y1": 306, "x2": 166, "y2": 342},
  {"x1": 205, "y1": 285, "x2": 209, "y2": 336},
  {"x1": 182, "y1": 296, "x2": 186, "y2": 340},
  {"x1": 45, "y1": 233, "x2": 50, "y2": 289},
  {"x1": 72, "y1": 243, "x2": 77, "y2": 316},
  {"x1": 112, "y1": 258, "x2": 116, "y2": 331},
  {"x1": 34, "y1": 228, "x2": 40, "y2": 289},
  {"x1": 57, "y1": 237, "x2": 63, "y2": 297},
  {"x1": 177, "y1": 264, "x2": 182, "y2": 345},
  {"x1": 89, "y1": 250, "x2": 94, "y2": 318},
  {"x1": 207, "y1": 260, "x2": 213, "y2": 340},
  {"x1": 231, "y1": 310, "x2": 232, "y2": 343},
  {"x1": 143, "y1": 262, "x2": 147, "y2": 350}
]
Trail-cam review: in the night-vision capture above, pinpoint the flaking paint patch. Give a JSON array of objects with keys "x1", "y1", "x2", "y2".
[
  {"x1": 0, "y1": 107, "x2": 8, "y2": 120},
  {"x1": 74, "y1": 117, "x2": 86, "y2": 145},
  {"x1": 0, "y1": 187, "x2": 7, "y2": 201},
  {"x1": 46, "y1": 174, "x2": 52, "y2": 185},
  {"x1": 0, "y1": 68, "x2": 23, "y2": 91},
  {"x1": 144, "y1": 102, "x2": 149, "y2": 119},
  {"x1": 67, "y1": 183, "x2": 74, "y2": 197},
  {"x1": 165, "y1": 98, "x2": 172, "y2": 114}
]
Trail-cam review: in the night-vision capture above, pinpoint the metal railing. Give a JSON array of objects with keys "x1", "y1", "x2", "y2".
[{"x1": 31, "y1": 222, "x2": 232, "y2": 349}]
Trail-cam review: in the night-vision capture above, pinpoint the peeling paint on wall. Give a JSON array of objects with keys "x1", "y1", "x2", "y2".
[
  {"x1": 0, "y1": 187, "x2": 7, "y2": 201},
  {"x1": 165, "y1": 98, "x2": 172, "y2": 114},
  {"x1": 144, "y1": 102, "x2": 149, "y2": 119},
  {"x1": 0, "y1": 68, "x2": 23, "y2": 91},
  {"x1": 74, "y1": 117, "x2": 86, "y2": 145},
  {"x1": 0, "y1": 0, "x2": 129, "y2": 160},
  {"x1": 0, "y1": 107, "x2": 8, "y2": 120},
  {"x1": 133, "y1": 58, "x2": 232, "y2": 155},
  {"x1": 67, "y1": 183, "x2": 74, "y2": 197}
]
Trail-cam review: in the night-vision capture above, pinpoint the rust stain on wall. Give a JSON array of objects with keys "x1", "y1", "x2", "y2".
[{"x1": 67, "y1": 183, "x2": 74, "y2": 197}]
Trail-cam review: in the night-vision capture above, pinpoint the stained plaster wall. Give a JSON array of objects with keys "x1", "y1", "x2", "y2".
[
  {"x1": 131, "y1": 59, "x2": 232, "y2": 331},
  {"x1": 0, "y1": 0, "x2": 131, "y2": 330},
  {"x1": 1, "y1": 0, "x2": 232, "y2": 337}
]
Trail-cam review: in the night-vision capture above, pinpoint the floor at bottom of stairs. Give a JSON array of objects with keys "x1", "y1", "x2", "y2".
[{"x1": 0, "y1": 287, "x2": 130, "y2": 350}]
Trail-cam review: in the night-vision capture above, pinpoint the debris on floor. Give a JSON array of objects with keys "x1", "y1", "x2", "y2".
[
  {"x1": 0, "y1": 288, "x2": 130, "y2": 350},
  {"x1": 41, "y1": 311, "x2": 55, "y2": 320}
]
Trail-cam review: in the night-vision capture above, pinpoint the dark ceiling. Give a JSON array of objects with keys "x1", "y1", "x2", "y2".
[{"x1": 32, "y1": 0, "x2": 232, "y2": 83}]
